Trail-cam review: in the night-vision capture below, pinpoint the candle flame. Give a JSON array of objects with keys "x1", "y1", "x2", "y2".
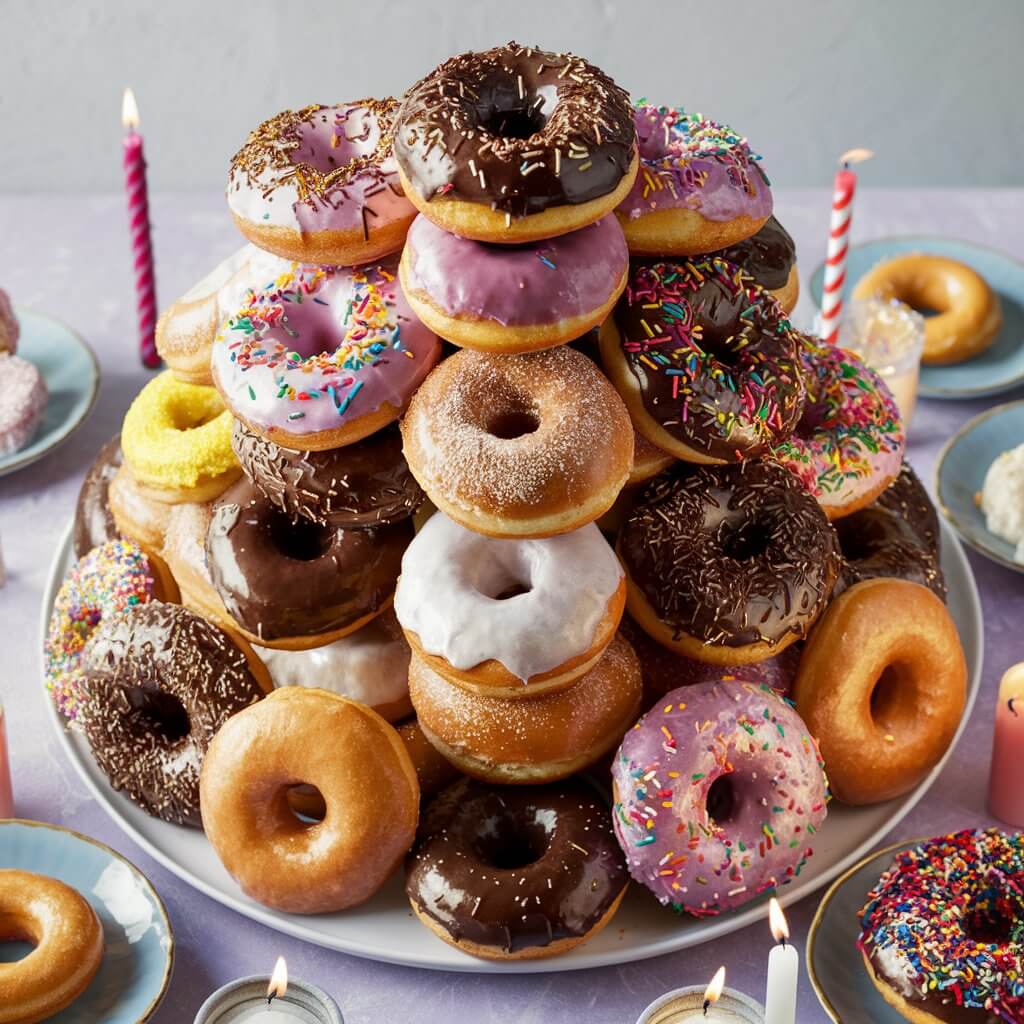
[
  {"x1": 267, "y1": 956, "x2": 288, "y2": 1001},
  {"x1": 840, "y1": 147, "x2": 874, "y2": 167},
  {"x1": 122, "y1": 88, "x2": 140, "y2": 132},
  {"x1": 769, "y1": 897, "x2": 790, "y2": 943},
  {"x1": 703, "y1": 966, "x2": 726, "y2": 1008}
]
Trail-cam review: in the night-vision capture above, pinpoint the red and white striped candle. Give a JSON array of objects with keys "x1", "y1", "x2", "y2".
[
  {"x1": 819, "y1": 148, "x2": 873, "y2": 345},
  {"x1": 122, "y1": 88, "x2": 160, "y2": 369}
]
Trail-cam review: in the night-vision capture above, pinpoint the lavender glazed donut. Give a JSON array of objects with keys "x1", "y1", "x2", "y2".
[
  {"x1": 616, "y1": 105, "x2": 772, "y2": 256},
  {"x1": 228, "y1": 100, "x2": 416, "y2": 266},
  {"x1": 399, "y1": 213, "x2": 628, "y2": 352},
  {"x1": 0, "y1": 353, "x2": 47, "y2": 455},
  {"x1": 0, "y1": 288, "x2": 19, "y2": 354},
  {"x1": 771, "y1": 339, "x2": 905, "y2": 519},
  {"x1": 612, "y1": 678, "x2": 827, "y2": 915},
  {"x1": 211, "y1": 260, "x2": 440, "y2": 451}
]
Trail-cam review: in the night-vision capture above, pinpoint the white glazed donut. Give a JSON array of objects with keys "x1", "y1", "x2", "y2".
[
  {"x1": 393, "y1": 512, "x2": 625, "y2": 697},
  {"x1": 0, "y1": 353, "x2": 47, "y2": 455}
]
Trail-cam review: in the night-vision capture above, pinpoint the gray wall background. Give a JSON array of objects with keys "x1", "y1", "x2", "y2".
[{"x1": 3, "y1": 0, "x2": 1022, "y2": 192}]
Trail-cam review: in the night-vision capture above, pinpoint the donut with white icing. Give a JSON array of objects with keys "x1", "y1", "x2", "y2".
[{"x1": 0, "y1": 353, "x2": 47, "y2": 456}]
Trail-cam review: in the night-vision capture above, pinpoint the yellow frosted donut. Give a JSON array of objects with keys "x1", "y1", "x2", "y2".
[{"x1": 122, "y1": 371, "x2": 240, "y2": 503}]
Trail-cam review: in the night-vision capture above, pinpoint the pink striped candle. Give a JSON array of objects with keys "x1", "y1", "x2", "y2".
[
  {"x1": 122, "y1": 88, "x2": 160, "y2": 369},
  {"x1": 819, "y1": 148, "x2": 873, "y2": 345}
]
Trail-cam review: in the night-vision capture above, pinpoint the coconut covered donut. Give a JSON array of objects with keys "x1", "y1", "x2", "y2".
[{"x1": 0, "y1": 353, "x2": 47, "y2": 456}]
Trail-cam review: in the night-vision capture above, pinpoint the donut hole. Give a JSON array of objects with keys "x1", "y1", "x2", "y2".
[
  {"x1": 285, "y1": 783, "x2": 326, "y2": 825},
  {"x1": 0, "y1": 933, "x2": 35, "y2": 963},
  {"x1": 706, "y1": 774, "x2": 740, "y2": 826},
  {"x1": 869, "y1": 663, "x2": 917, "y2": 735},
  {"x1": 721, "y1": 516, "x2": 772, "y2": 562},
  {"x1": 124, "y1": 689, "x2": 191, "y2": 743},
  {"x1": 965, "y1": 904, "x2": 1013, "y2": 946},
  {"x1": 473, "y1": 816, "x2": 550, "y2": 870},
  {"x1": 480, "y1": 566, "x2": 533, "y2": 602},
  {"x1": 268, "y1": 514, "x2": 334, "y2": 562},
  {"x1": 476, "y1": 91, "x2": 547, "y2": 140},
  {"x1": 485, "y1": 408, "x2": 540, "y2": 440}
]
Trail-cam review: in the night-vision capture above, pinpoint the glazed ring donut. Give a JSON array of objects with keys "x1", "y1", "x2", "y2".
[
  {"x1": 121, "y1": 371, "x2": 240, "y2": 503},
  {"x1": 600, "y1": 257, "x2": 805, "y2": 463},
  {"x1": 708, "y1": 216, "x2": 799, "y2": 314},
  {"x1": 408, "y1": 635, "x2": 643, "y2": 784},
  {"x1": 852, "y1": 253, "x2": 1002, "y2": 365},
  {"x1": 401, "y1": 346, "x2": 634, "y2": 537},
  {"x1": 616, "y1": 104, "x2": 771, "y2": 256},
  {"x1": 0, "y1": 869, "x2": 104, "y2": 1024},
  {"x1": 399, "y1": 213, "x2": 628, "y2": 353},
  {"x1": 793, "y1": 578, "x2": 967, "y2": 805},
  {"x1": 74, "y1": 435, "x2": 124, "y2": 558},
  {"x1": 228, "y1": 100, "x2": 417, "y2": 266},
  {"x1": 394, "y1": 512, "x2": 625, "y2": 696},
  {"x1": 200, "y1": 687, "x2": 419, "y2": 913},
  {"x1": 406, "y1": 779, "x2": 629, "y2": 961},
  {"x1": 392, "y1": 42, "x2": 638, "y2": 243},
  {"x1": 619, "y1": 461, "x2": 840, "y2": 664}
]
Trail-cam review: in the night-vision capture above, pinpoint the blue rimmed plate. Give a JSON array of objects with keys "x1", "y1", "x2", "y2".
[
  {"x1": 0, "y1": 310, "x2": 100, "y2": 477},
  {"x1": 809, "y1": 237, "x2": 1024, "y2": 399},
  {"x1": 0, "y1": 818, "x2": 174, "y2": 1021},
  {"x1": 936, "y1": 399, "x2": 1024, "y2": 573}
]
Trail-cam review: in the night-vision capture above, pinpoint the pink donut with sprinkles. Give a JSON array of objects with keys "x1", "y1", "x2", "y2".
[
  {"x1": 771, "y1": 340, "x2": 905, "y2": 519},
  {"x1": 611, "y1": 678, "x2": 827, "y2": 915},
  {"x1": 0, "y1": 353, "x2": 47, "y2": 455},
  {"x1": 211, "y1": 259, "x2": 440, "y2": 452}
]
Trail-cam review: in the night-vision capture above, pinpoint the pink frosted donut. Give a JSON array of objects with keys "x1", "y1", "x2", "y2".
[
  {"x1": 211, "y1": 260, "x2": 440, "y2": 451},
  {"x1": 228, "y1": 100, "x2": 417, "y2": 266},
  {"x1": 399, "y1": 214, "x2": 628, "y2": 352},
  {"x1": 612, "y1": 678, "x2": 827, "y2": 915},
  {"x1": 772, "y1": 340, "x2": 905, "y2": 520},
  {"x1": 0, "y1": 289, "x2": 18, "y2": 354},
  {"x1": 616, "y1": 105, "x2": 772, "y2": 256},
  {"x1": 0, "y1": 354, "x2": 47, "y2": 455}
]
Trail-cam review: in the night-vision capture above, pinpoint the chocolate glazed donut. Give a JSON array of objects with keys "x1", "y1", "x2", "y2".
[
  {"x1": 232, "y1": 420, "x2": 423, "y2": 528},
  {"x1": 406, "y1": 778, "x2": 628, "y2": 959},
  {"x1": 707, "y1": 216, "x2": 796, "y2": 292},
  {"x1": 74, "y1": 435, "x2": 123, "y2": 557},
  {"x1": 206, "y1": 477, "x2": 411, "y2": 643}
]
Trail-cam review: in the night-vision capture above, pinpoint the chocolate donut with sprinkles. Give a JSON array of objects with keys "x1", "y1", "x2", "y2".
[
  {"x1": 611, "y1": 678, "x2": 828, "y2": 915},
  {"x1": 392, "y1": 42, "x2": 638, "y2": 243},
  {"x1": 707, "y1": 215, "x2": 800, "y2": 314},
  {"x1": 858, "y1": 829, "x2": 1024, "y2": 1023},
  {"x1": 599, "y1": 257, "x2": 806, "y2": 464},
  {"x1": 211, "y1": 259, "x2": 440, "y2": 451}
]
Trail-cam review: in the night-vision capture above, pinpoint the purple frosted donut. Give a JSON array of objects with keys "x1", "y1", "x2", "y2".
[
  {"x1": 612, "y1": 678, "x2": 828, "y2": 915},
  {"x1": 399, "y1": 214, "x2": 628, "y2": 351}
]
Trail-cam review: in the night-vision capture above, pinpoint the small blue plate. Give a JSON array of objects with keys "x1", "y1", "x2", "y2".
[
  {"x1": 936, "y1": 399, "x2": 1024, "y2": 573},
  {"x1": 0, "y1": 819, "x2": 174, "y2": 1022},
  {"x1": 0, "y1": 309, "x2": 100, "y2": 477},
  {"x1": 809, "y1": 237, "x2": 1024, "y2": 399}
]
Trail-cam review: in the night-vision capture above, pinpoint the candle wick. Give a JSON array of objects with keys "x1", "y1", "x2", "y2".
[
  {"x1": 702, "y1": 1000, "x2": 710, "y2": 1016},
  {"x1": 267, "y1": 993, "x2": 275, "y2": 1007},
  {"x1": 1010, "y1": 698, "x2": 1019, "y2": 717}
]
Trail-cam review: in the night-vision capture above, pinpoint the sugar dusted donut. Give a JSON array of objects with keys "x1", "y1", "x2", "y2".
[
  {"x1": 0, "y1": 353, "x2": 47, "y2": 456},
  {"x1": 393, "y1": 42, "x2": 638, "y2": 243},
  {"x1": 612, "y1": 678, "x2": 827, "y2": 914},
  {"x1": 108, "y1": 462, "x2": 172, "y2": 554},
  {"x1": 793, "y1": 578, "x2": 966, "y2": 805},
  {"x1": 74, "y1": 435, "x2": 123, "y2": 558},
  {"x1": 708, "y1": 215, "x2": 799, "y2": 313},
  {"x1": 600, "y1": 258, "x2": 805, "y2": 463},
  {"x1": 0, "y1": 287, "x2": 19, "y2": 353},
  {"x1": 228, "y1": 100, "x2": 416, "y2": 266},
  {"x1": 212, "y1": 260, "x2": 440, "y2": 451},
  {"x1": 399, "y1": 213, "x2": 628, "y2": 352},
  {"x1": 401, "y1": 346, "x2": 633, "y2": 537},
  {"x1": 394, "y1": 512, "x2": 624, "y2": 695},
  {"x1": 616, "y1": 105, "x2": 771, "y2": 256},
  {"x1": 772, "y1": 340, "x2": 904, "y2": 519},
  {"x1": 406, "y1": 779, "x2": 629, "y2": 960},
  {"x1": 200, "y1": 687, "x2": 419, "y2": 913}
]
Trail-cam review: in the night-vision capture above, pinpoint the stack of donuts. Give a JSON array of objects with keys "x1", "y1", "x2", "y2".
[{"x1": 48, "y1": 41, "x2": 970, "y2": 963}]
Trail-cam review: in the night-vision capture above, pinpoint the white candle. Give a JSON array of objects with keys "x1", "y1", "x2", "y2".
[
  {"x1": 764, "y1": 899, "x2": 798, "y2": 1024},
  {"x1": 636, "y1": 968, "x2": 765, "y2": 1024}
]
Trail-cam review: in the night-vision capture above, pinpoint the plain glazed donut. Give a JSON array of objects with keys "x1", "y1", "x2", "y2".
[
  {"x1": 393, "y1": 42, "x2": 638, "y2": 243},
  {"x1": 394, "y1": 512, "x2": 624, "y2": 696},
  {"x1": 793, "y1": 578, "x2": 967, "y2": 805},
  {"x1": 0, "y1": 869, "x2": 104, "y2": 1024},
  {"x1": 401, "y1": 346, "x2": 634, "y2": 537},
  {"x1": 228, "y1": 100, "x2": 417, "y2": 266},
  {"x1": 397, "y1": 719, "x2": 462, "y2": 799},
  {"x1": 408, "y1": 635, "x2": 642, "y2": 784},
  {"x1": 73, "y1": 435, "x2": 124, "y2": 558},
  {"x1": 200, "y1": 687, "x2": 419, "y2": 913},
  {"x1": 406, "y1": 779, "x2": 629, "y2": 960},
  {"x1": 852, "y1": 253, "x2": 1002, "y2": 365},
  {"x1": 399, "y1": 213, "x2": 628, "y2": 352},
  {"x1": 616, "y1": 105, "x2": 771, "y2": 256}
]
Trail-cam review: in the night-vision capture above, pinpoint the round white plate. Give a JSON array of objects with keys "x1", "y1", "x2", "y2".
[{"x1": 41, "y1": 517, "x2": 983, "y2": 974}]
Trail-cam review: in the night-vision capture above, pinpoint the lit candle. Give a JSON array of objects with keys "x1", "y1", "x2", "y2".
[
  {"x1": 0, "y1": 699, "x2": 13, "y2": 818},
  {"x1": 635, "y1": 968, "x2": 765, "y2": 1023},
  {"x1": 121, "y1": 87, "x2": 160, "y2": 370},
  {"x1": 819, "y1": 148, "x2": 874, "y2": 345},
  {"x1": 989, "y1": 663, "x2": 1024, "y2": 826},
  {"x1": 764, "y1": 899, "x2": 798, "y2": 1024}
]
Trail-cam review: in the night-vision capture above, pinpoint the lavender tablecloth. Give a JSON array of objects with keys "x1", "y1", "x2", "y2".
[{"x1": 1, "y1": 189, "x2": 1022, "y2": 1023}]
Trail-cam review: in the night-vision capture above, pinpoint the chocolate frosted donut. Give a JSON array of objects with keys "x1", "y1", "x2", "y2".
[
  {"x1": 620, "y1": 460, "x2": 840, "y2": 663},
  {"x1": 74, "y1": 435, "x2": 123, "y2": 557},
  {"x1": 78, "y1": 602, "x2": 268, "y2": 826},
  {"x1": 206, "y1": 477, "x2": 411, "y2": 644},
  {"x1": 231, "y1": 420, "x2": 422, "y2": 528},
  {"x1": 708, "y1": 215, "x2": 796, "y2": 292},
  {"x1": 406, "y1": 778, "x2": 628, "y2": 960}
]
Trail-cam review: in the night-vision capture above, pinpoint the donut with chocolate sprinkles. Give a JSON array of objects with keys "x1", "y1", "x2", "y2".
[
  {"x1": 392, "y1": 42, "x2": 638, "y2": 242},
  {"x1": 618, "y1": 460, "x2": 840, "y2": 664}
]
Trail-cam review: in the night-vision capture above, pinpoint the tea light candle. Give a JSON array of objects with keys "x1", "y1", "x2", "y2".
[
  {"x1": 636, "y1": 968, "x2": 765, "y2": 1024},
  {"x1": 989, "y1": 662, "x2": 1024, "y2": 826},
  {"x1": 194, "y1": 959, "x2": 342, "y2": 1024}
]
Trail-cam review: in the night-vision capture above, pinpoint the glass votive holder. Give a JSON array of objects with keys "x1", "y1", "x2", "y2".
[{"x1": 635, "y1": 986, "x2": 766, "y2": 1023}]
